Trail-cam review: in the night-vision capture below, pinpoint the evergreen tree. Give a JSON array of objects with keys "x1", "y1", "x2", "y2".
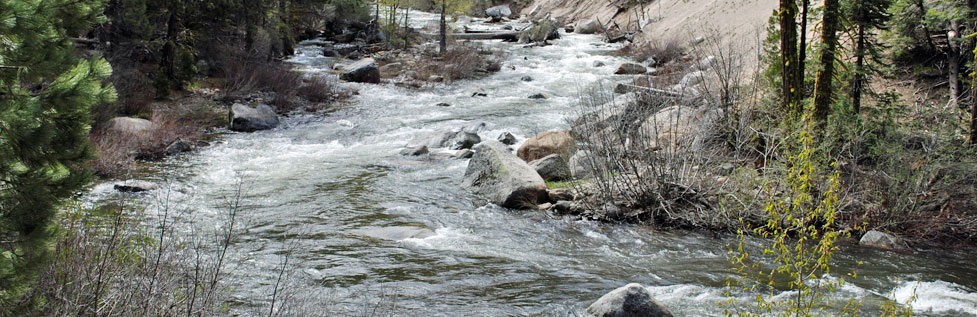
[
  {"x1": 849, "y1": 0, "x2": 892, "y2": 113},
  {"x1": 0, "y1": 0, "x2": 116, "y2": 310},
  {"x1": 780, "y1": 0, "x2": 803, "y2": 115}
]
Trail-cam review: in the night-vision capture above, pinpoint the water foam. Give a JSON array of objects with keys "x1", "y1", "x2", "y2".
[{"x1": 891, "y1": 280, "x2": 977, "y2": 315}]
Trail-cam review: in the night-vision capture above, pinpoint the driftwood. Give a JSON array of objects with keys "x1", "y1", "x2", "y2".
[{"x1": 615, "y1": 84, "x2": 685, "y2": 98}]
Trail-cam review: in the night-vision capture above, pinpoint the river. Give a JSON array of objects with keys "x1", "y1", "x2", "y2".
[{"x1": 89, "y1": 10, "x2": 977, "y2": 316}]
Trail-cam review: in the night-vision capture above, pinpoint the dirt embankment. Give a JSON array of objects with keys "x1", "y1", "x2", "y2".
[{"x1": 522, "y1": 0, "x2": 777, "y2": 67}]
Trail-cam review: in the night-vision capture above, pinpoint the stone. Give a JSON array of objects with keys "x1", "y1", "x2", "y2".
[
  {"x1": 436, "y1": 102, "x2": 452, "y2": 107},
  {"x1": 429, "y1": 75, "x2": 445, "y2": 82},
  {"x1": 229, "y1": 103, "x2": 280, "y2": 132},
  {"x1": 719, "y1": 163, "x2": 736, "y2": 175},
  {"x1": 615, "y1": 63, "x2": 647, "y2": 75},
  {"x1": 530, "y1": 154, "x2": 571, "y2": 181},
  {"x1": 449, "y1": 131, "x2": 481, "y2": 150},
  {"x1": 340, "y1": 58, "x2": 380, "y2": 83},
  {"x1": 638, "y1": 105, "x2": 724, "y2": 151},
  {"x1": 107, "y1": 117, "x2": 155, "y2": 135},
  {"x1": 472, "y1": 89, "x2": 488, "y2": 97},
  {"x1": 537, "y1": 203, "x2": 553, "y2": 210},
  {"x1": 528, "y1": 5, "x2": 541, "y2": 16},
  {"x1": 694, "y1": 56, "x2": 717, "y2": 71},
  {"x1": 517, "y1": 130, "x2": 576, "y2": 162},
  {"x1": 485, "y1": 4, "x2": 512, "y2": 19},
  {"x1": 564, "y1": 25, "x2": 575, "y2": 33},
  {"x1": 680, "y1": 71, "x2": 705, "y2": 86},
  {"x1": 521, "y1": 75, "x2": 534, "y2": 82},
  {"x1": 548, "y1": 188, "x2": 574, "y2": 202},
  {"x1": 163, "y1": 140, "x2": 191, "y2": 156},
  {"x1": 400, "y1": 146, "x2": 429, "y2": 156},
  {"x1": 569, "y1": 150, "x2": 595, "y2": 178},
  {"x1": 497, "y1": 132, "x2": 518, "y2": 145},
  {"x1": 408, "y1": 130, "x2": 460, "y2": 149},
  {"x1": 456, "y1": 149, "x2": 474, "y2": 159},
  {"x1": 462, "y1": 141, "x2": 548, "y2": 209},
  {"x1": 528, "y1": 93, "x2": 547, "y2": 99},
  {"x1": 593, "y1": 60, "x2": 606, "y2": 67},
  {"x1": 554, "y1": 200, "x2": 573, "y2": 212},
  {"x1": 585, "y1": 283, "x2": 672, "y2": 317},
  {"x1": 114, "y1": 180, "x2": 158, "y2": 193},
  {"x1": 859, "y1": 230, "x2": 911, "y2": 251},
  {"x1": 575, "y1": 19, "x2": 600, "y2": 34},
  {"x1": 379, "y1": 62, "x2": 403, "y2": 77}
]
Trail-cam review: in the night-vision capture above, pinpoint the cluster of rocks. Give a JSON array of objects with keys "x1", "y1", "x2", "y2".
[
  {"x1": 318, "y1": 19, "x2": 383, "y2": 59},
  {"x1": 611, "y1": 54, "x2": 719, "y2": 97}
]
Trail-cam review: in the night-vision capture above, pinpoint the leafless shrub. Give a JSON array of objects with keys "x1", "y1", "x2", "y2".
[
  {"x1": 413, "y1": 44, "x2": 505, "y2": 82},
  {"x1": 38, "y1": 181, "x2": 249, "y2": 315},
  {"x1": 620, "y1": 36, "x2": 685, "y2": 66},
  {"x1": 297, "y1": 75, "x2": 348, "y2": 103}
]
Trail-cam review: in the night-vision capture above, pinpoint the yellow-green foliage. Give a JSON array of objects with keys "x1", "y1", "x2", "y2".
[{"x1": 723, "y1": 118, "x2": 861, "y2": 316}]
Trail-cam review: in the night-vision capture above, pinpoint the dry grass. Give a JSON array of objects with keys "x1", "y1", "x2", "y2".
[{"x1": 412, "y1": 44, "x2": 505, "y2": 82}]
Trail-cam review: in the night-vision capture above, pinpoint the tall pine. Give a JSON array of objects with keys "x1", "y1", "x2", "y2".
[{"x1": 0, "y1": 0, "x2": 116, "y2": 310}]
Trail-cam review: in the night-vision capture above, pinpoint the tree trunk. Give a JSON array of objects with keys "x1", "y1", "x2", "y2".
[
  {"x1": 813, "y1": 0, "x2": 840, "y2": 123},
  {"x1": 853, "y1": 23, "x2": 866, "y2": 113},
  {"x1": 779, "y1": 0, "x2": 802, "y2": 114},
  {"x1": 969, "y1": 0, "x2": 977, "y2": 144},
  {"x1": 949, "y1": 20, "x2": 962, "y2": 109},
  {"x1": 799, "y1": 0, "x2": 809, "y2": 91},
  {"x1": 440, "y1": 0, "x2": 447, "y2": 55},
  {"x1": 404, "y1": 7, "x2": 410, "y2": 49}
]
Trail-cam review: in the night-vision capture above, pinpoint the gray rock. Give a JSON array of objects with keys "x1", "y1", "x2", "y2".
[
  {"x1": 719, "y1": 163, "x2": 736, "y2": 175},
  {"x1": 569, "y1": 150, "x2": 595, "y2": 178},
  {"x1": 548, "y1": 188, "x2": 573, "y2": 202},
  {"x1": 340, "y1": 58, "x2": 380, "y2": 83},
  {"x1": 521, "y1": 75, "x2": 534, "y2": 82},
  {"x1": 429, "y1": 75, "x2": 445, "y2": 82},
  {"x1": 497, "y1": 132, "x2": 517, "y2": 145},
  {"x1": 449, "y1": 131, "x2": 482, "y2": 150},
  {"x1": 408, "y1": 130, "x2": 458, "y2": 149},
  {"x1": 565, "y1": 25, "x2": 575, "y2": 33},
  {"x1": 576, "y1": 19, "x2": 600, "y2": 34},
  {"x1": 585, "y1": 283, "x2": 673, "y2": 317},
  {"x1": 859, "y1": 230, "x2": 911, "y2": 251},
  {"x1": 462, "y1": 141, "x2": 548, "y2": 209},
  {"x1": 554, "y1": 200, "x2": 573, "y2": 212},
  {"x1": 485, "y1": 4, "x2": 512, "y2": 18},
  {"x1": 107, "y1": 117, "x2": 155, "y2": 135},
  {"x1": 465, "y1": 122, "x2": 488, "y2": 133},
  {"x1": 114, "y1": 180, "x2": 158, "y2": 193},
  {"x1": 400, "y1": 146, "x2": 429, "y2": 156},
  {"x1": 472, "y1": 89, "x2": 488, "y2": 97},
  {"x1": 229, "y1": 103, "x2": 280, "y2": 132},
  {"x1": 615, "y1": 63, "x2": 647, "y2": 75},
  {"x1": 164, "y1": 140, "x2": 191, "y2": 156},
  {"x1": 530, "y1": 154, "x2": 571, "y2": 181},
  {"x1": 379, "y1": 62, "x2": 403, "y2": 77},
  {"x1": 593, "y1": 60, "x2": 606, "y2": 67},
  {"x1": 537, "y1": 202, "x2": 553, "y2": 210},
  {"x1": 693, "y1": 56, "x2": 717, "y2": 71},
  {"x1": 436, "y1": 102, "x2": 452, "y2": 107},
  {"x1": 528, "y1": 93, "x2": 547, "y2": 99},
  {"x1": 680, "y1": 71, "x2": 705, "y2": 86},
  {"x1": 456, "y1": 149, "x2": 474, "y2": 159}
]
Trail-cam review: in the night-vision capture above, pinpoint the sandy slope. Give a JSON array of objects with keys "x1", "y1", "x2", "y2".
[{"x1": 523, "y1": 0, "x2": 778, "y2": 69}]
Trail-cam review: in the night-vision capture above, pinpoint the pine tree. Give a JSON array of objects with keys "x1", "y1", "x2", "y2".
[
  {"x1": 0, "y1": 0, "x2": 116, "y2": 310},
  {"x1": 849, "y1": 0, "x2": 892, "y2": 113},
  {"x1": 813, "y1": 0, "x2": 843, "y2": 123},
  {"x1": 780, "y1": 0, "x2": 803, "y2": 115}
]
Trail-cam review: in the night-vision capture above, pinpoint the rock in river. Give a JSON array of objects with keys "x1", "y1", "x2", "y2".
[
  {"x1": 575, "y1": 19, "x2": 600, "y2": 34},
  {"x1": 518, "y1": 130, "x2": 576, "y2": 162},
  {"x1": 114, "y1": 180, "x2": 158, "y2": 193},
  {"x1": 585, "y1": 283, "x2": 672, "y2": 317},
  {"x1": 107, "y1": 117, "x2": 155, "y2": 135},
  {"x1": 462, "y1": 141, "x2": 548, "y2": 209},
  {"x1": 449, "y1": 131, "x2": 481, "y2": 150},
  {"x1": 859, "y1": 230, "x2": 911, "y2": 251},
  {"x1": 530, "y1": 154, "x2": 571, "y2": 181},
  {"x1": 229, "y1": 103, "x2": 279, "y2": 132},
  {"x1": 615, "y1": 62, "x2": 647, "y2": 75},
  {"x1": 340, "y1": 58, "x2": 380, "y2": 83}
]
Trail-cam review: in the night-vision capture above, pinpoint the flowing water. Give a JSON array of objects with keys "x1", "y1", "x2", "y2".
[{"x1": 89, "y1": 11, "x2": 977, "y2": 316}]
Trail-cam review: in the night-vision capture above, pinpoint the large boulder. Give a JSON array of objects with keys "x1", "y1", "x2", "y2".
[
  {"x1": 409, "y1": 129, "x2": 479, "y2": 149},
  {"x1": 569, "y1": 150, "x2": 595, "y2": 178},
  {"x1": 485, "y1": 4, "x2": 512, "y2": 19},
  {"x1": 859, "y1": 230, "x2": 911, "y2": 251},
  {"x1": 518, "y1": 130, "x2": 577, "y2": 162},
  {"x1": 679, "y1": 71, "x2": 705, "y2": 86},
  {"x1": 576, "y1": 19, "x2": 600, "y2": 34},
  {"x1": 530, "y1": 154, "x2": 571, "y2": 181},
  {"x1": 340, "y1": 58, "x2": 380, "y2": 83},
  {"x1": 615, "y1": 63, "x2": 647, "y2": 75},
  {"x1": 585, "y1": 283, "x2": 672, "y2": 317},
  {"x1": 107, "y1": 117, "x2": 155, "y2": 135},
  {"x1": 638, "y1": 105, "x2": 723, "y2": 151},
  {"x1": 462, "y1": 141, "x2": 548, "y2": 209},
  {"x1": 229, "y1": 103, "x2": 280, "y2": 132}
]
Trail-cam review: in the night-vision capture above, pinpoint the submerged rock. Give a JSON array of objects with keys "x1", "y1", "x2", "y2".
[
  {"x1": 164, "y1": 140, "x2": 192, "y2": 156},
  {"x1": 229, "y1": 103, "x2": 279, "y2": 132},
  {"x1": 518, "y1": 130, "x2": 576, "y2": 162},
  {"x1": 114, "y1": 180, "x2": 158, "y2": 193},
  {"x1": 859, "y1": 230, "x2": 911, "y2": 251},
  {"x1": 449, "y1": 131, "x2": 481, "y2": 150},
  {"x1": 585, "y1": 283, "x2": 672, "y2": 317},
  {"x1": 528, "y1": 93, "x2": 547, "y2": 99},
  {"x1": 462, "y1": 141, "x2": 548, "y2": 209},
  {"x1": 497, "y1": 132, "x2": 517, "y2": 145},
  {"x1": 400, "y1": 146, "x2": 429, "y2": 156},
  {"x1": 456, "y1": 149, "x2": 474, "y2": 159},
  {"x1": 576, "y1": 19, "x2": 600, "y2": 34},
  {"x1": 340, "y1": 58, "x2": 380, "y2": 83}
]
